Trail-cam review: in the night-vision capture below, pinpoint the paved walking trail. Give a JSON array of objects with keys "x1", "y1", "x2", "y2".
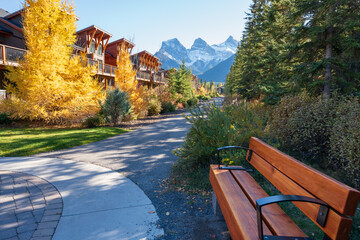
[{"x1": 0, "y1": 112, "x2": 191, "y2": 240}]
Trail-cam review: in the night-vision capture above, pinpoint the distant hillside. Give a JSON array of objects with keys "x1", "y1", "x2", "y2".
[{"x1": 198, "y1": 54, "x2": 235, "y2": 83}]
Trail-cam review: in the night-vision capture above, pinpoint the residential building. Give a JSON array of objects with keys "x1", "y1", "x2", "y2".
[
  {"x1": 0, "y1": 8, "x2": 26, "y2": 89},
  {"x1": 0, "y1": 7, "x2": 167, "y2": 94},
  {"x1": 130, "y1": 50, "x2": 165, "y2": 88},
  {"x1": 76, "y1": 25, "x2": 117, "y2": 89}
]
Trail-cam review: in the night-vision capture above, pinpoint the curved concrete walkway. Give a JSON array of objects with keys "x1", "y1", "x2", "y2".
[
  {"x1": 33, "y1": 114, "x2": 191, "y2": 202},
  {"x1": 0, "y1": 157, "x2": 163, "y2": 240}
]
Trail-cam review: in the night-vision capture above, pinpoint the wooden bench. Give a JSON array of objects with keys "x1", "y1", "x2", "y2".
[{"x1": 210, "y1": 137, "x2": 360, "y2": 240}]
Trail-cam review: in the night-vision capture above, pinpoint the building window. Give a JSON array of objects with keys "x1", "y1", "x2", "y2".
[
  {"x1": 97, "y1": 44, "x2": 103, "y2": 56},
  {"x1": 89, "y1": 41, "x2": 95, "y2": 53}
]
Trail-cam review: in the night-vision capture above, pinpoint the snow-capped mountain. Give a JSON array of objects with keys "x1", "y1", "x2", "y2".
[
  {"x1": 198, "y1": 54, "x2": 235, "y2": 83},
  {"x1": 155, "y1": 36, "x2": 238, "y2": 75}
]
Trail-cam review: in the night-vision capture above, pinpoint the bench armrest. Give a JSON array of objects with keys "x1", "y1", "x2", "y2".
[
  {"x1": 217, "y1": 146, "x2": 253, "y2": 170},
  {"x1": 256, "y1": 195, "x2": 330, "y2": 240}
]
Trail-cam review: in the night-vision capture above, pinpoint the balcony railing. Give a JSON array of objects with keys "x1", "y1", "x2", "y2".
[
  {"x1": 136, "y1": 71, "x2": 151, "y2": 82},
  {"x1": 0, "y1": 44, "x2": 117, "y2": 77},
  {"x1": 135, "y1": 71, "x2": 167, "y2": 85},
  {"x1": 0, "y1": 44, "x2": 26, "y2": 66},
  {"x1": 0, "y1": 44, "x2": 168, "y2": 85}
]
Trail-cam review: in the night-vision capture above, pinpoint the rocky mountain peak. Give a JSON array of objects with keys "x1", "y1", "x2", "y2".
[
  {"x1": 155, "y1": 36, "x2": 237, "y2": 75},
  {"x1": 191, "y1": 38, "x2": 208, "y2": 49}
]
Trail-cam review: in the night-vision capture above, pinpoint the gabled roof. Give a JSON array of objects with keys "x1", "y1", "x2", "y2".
[
  {"x1": 0, "y1": 8, "x2": 10, "y2": 18},
  {"x1": 0, "y1": 18, "x2": 23, "y2": 32},
  {"x1": 76, "y1": 25, "x2": 112, "y2": 38},
  {"x1": 5, "y1": 9, "x2": 23, "y2": 19},
  {"x1": 107, "y1": 38, "x2": 135, "y2": 48},
  {"x1": 132, "y1": 50, "x2": 159, "y2": 60}
]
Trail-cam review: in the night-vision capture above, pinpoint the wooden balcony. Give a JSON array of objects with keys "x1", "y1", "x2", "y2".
[
  {"x1": 153, "y1": 74, "x2": 166, "y2": 85},
  {"x1": 0, "y1": 44, "x2": 26, "y2": 68},
  {"x1": 0, "y1": 44, "x2": 117, "y2": 77},
  {"x1": 135, "y1": 71, "x2": 167, "y2": 86},
  {"x1": 86, "y1": 58, "x2": 116, "y2": 77},
  {"x1": 136, "y1": 71, "x2": 151, "y2": 82}
]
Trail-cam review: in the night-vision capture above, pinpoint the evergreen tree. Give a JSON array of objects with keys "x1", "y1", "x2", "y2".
[
  {"x1": 168, "y1": 61, "x2": 194, "y2": 101},
  {"x1": 225, "y1": 0, "x2": 360, "y2": 102},
  {"x1": 226, "y1": 0, "x2": 302, "y2": 104},
  {"x1": 1, "y1": 0, "x2": 102, "y2": 123},
  {"x1": 100, "y1": 88, "x2": 130, "y2": 126},
  {"x1": 291, "y1": 0, "x2": 360, "y2": 97},
  {"x1": 226, "y1": 0, "x2": 268, "y2": 100}
]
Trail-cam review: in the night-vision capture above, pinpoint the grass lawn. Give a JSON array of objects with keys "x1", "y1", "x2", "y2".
[{"x1": 0, "y1": 127, "x2": 129, "y2": 157}]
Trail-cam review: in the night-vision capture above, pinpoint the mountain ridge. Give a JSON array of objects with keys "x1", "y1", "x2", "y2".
[
  {"x1": 155, "y1": 36, "x2": 238, "y2": 75},
  {"x1": 198, "y1": 54, "x2": 235, "y2": 83}
]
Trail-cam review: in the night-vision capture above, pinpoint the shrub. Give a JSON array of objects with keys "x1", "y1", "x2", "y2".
[
  {"x1": 269, "y1": 94, "x2": 360, "y2": 188},
  {"x1": 196, "y1": 95, "x2": 211, "y2": 101},
  {"x1": 147, "y1": 98, "x2": 162, "y2": 116},
  {"x1": 100, "y1": 88, "x2": 131, "y2": 126},
  {"x1": 0, "y1": 113, "x2": 12, "y2": 125},
  {"x1": 161, "y1": 101, "x2": 176, "y2": 113},
  {"x1": 328, "y1": 97, "x2": 360, "y2": 188},
  {"x1": 82, "y1": 115, "x2": 105, "y2": 128},
  {"x1": 186, "y1": 97, "x2": 199, "y2": 107},
  {"x1": 175, "y1": 95, "x2": 187, "y2": 106},
  {"x1": 175, "y1": 102, "x2": 266, "y2": 170}
]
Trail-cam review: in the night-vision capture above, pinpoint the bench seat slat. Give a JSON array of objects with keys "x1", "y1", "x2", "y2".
[
  {"x1": 249, "y1": 152, "x2": 353, "y2": 240},
  {"x1": 210, "y1": 165, "x2": 272, "y2": 240},
  {"x1": 231, "y1": 170, "x2": 307, "y2": 237},
  {"x1": 249, "y1": 137, "x2": 360, "y2": 216}
]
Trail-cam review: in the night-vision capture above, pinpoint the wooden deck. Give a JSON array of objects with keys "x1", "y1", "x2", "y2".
[{"x1": 0, "y1": 44, "x2": 117, "y2": 77}]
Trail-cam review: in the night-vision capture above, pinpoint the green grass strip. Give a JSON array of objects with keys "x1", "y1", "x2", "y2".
[{"x1": 0, "y1": 127, "x2": 129, "y2": 157}]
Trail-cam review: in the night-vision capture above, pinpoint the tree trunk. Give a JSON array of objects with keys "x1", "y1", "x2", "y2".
[
  {"x1": 323, "y1": 7, "x2": 334, "y2": 99},
  {"x1": 324, "y1": 31, "x2": 332, "y2": 98}
]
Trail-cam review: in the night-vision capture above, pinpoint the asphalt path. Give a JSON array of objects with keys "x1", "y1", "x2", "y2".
[
  {"x1": 33, "y1": 97, "x2": 228, "y2": 239},
  {"x1": 34, "y1": 114, "x2": 190, "y2": 194}
]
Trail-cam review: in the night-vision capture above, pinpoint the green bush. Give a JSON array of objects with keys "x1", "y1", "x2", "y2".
[
  {"x1": 269, "y1": 94, "x2": 360, "y2": 188},
  {"x1": 328, "y1": 98, "x2": 360, "y2": 188},
  {"x1": 210, "y1": 92, "x2": 219, "y2": 98},
  {"x1": 0, "y1": 113, "x2": 12, "y2": 125},
  {"x1": 186, "y1": 97, "x2": 199, "y2": 107},
  {"x1": 196, "y1": 95, "x2": 211, "y2": 101},
  {"x1": 82, "y1": 115, "x2": 105, "y2": 128},
  {"x1": 161, "y1": 101, "x2": 176, "y2": 113},
  {"x1": 148, "y1": 98, "x2": 162, "y2": 116},
  {"x1": 175, "y1": 102, "x2": 266, "y2": 170},
  {"x1": 100, "y1": 88, "x2": 131, "y2": 126}
]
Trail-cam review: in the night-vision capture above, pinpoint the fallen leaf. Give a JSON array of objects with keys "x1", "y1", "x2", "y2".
[{"x1": 148, "y1": 211, "x2": 155, "y2": 214}]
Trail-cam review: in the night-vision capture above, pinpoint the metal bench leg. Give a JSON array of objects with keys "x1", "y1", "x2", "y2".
[{"x1": 212, "y1": 191, "x2": 222, "y2": 216}]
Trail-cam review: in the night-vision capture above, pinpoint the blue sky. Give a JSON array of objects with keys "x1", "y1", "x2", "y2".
[{"x1": 1, "y1": 0, "x2": 253, "y2": 54}]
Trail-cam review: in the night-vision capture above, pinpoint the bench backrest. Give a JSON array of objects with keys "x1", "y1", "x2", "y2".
[{"x1": 247, "y1": 137, "x2": 360, "y2": 240}]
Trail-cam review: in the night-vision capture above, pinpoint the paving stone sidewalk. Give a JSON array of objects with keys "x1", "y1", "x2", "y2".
[
  {"x1": 0, "y1": 171, "x2": 62, "y2": 240},
  {"x1": 0, "y1": 157, "x2": 163, "y2": 240}
]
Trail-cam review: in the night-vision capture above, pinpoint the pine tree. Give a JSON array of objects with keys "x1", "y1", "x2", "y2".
[
  {"x1": 291, "y1": 0, "x2": 360, "y2": 97},
  {"x1": 100, "y1": 88, "x2": 131, "y2": 126},
  {"x1": 115, "y1": 46, "x2": 147, "y2": 118},
  {"x1": 226, "y1": 0, "x2": 360, "y2": 102},
  {"x1": 168, "y1": 62, "x2": 194, "y2": 101},
  {"x1": 1, "y1": 0, "x2": 103, "y2": 124}
]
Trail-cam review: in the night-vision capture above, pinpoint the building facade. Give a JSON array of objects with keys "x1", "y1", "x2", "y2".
[{"x1": 0, "y1": 7, "x2": 167, "y2": 94}]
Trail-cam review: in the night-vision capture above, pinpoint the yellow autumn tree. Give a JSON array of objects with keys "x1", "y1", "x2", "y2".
[
  {"x1": 115, "y1": 47, "x2": 147, "y2": 118},
  {"x1": 0, "y1": 0, "x2": 103, "y2": 124}
]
